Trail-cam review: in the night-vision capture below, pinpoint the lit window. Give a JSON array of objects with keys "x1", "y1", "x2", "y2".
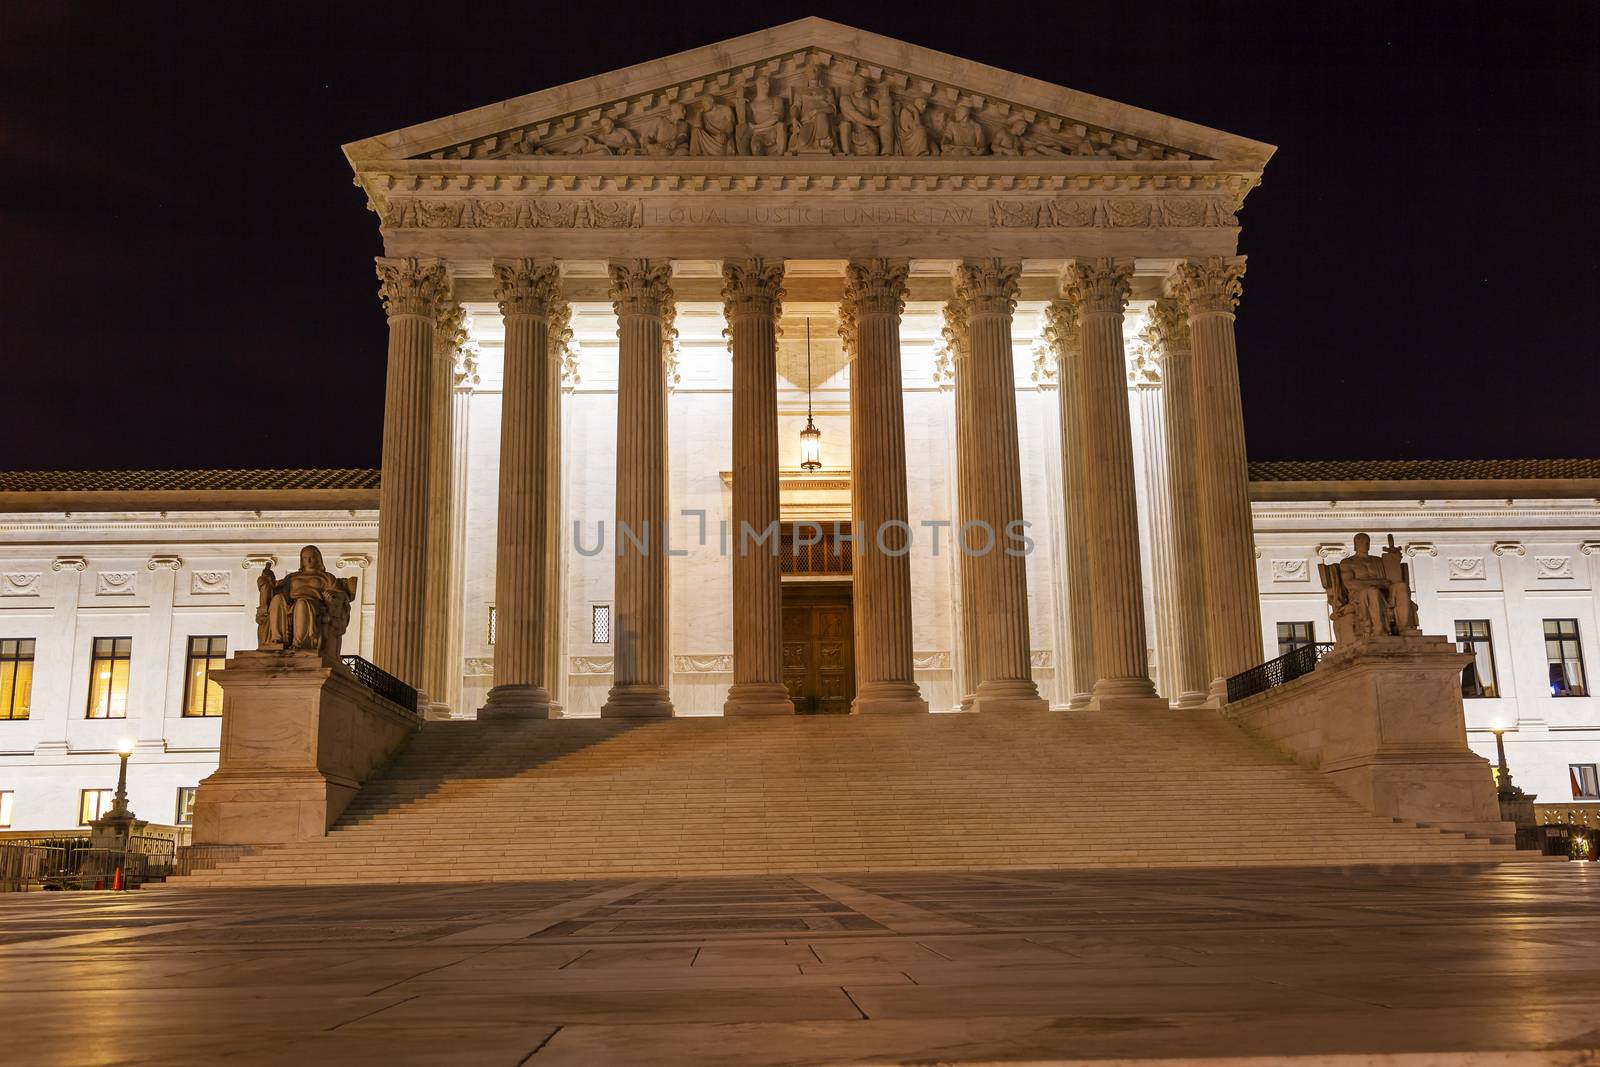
[
  {"x1": 0, "y1": 638, "x2": 34, "y2": 720},
  {"x1": 1275, "y1": 621, "x2": 1315, "y2": 657},
  {"x1": 1572, "y1": 764, "x2": 1600, "y2": 800},
  {"x1": 79, "y1": 788, "x2": 114, "y2": 826},
  {"x1": 1544, "y1": 619, "x2": 1588, "y2": 697},
  {"x1": 591, "y1": 604, "x2": 611, "y2": 645},
  {"x1": 1456, "y1": 620, "x2": 1499, "y2": 699},
  {"x1": 175, "y1": 786, "x2": 197, "y2": 825},
  {"x1": 182, "y1": 636, "x2": 227, "y2": 717},
  {"x1": 0, "y1": 790, "x2": 12, "y2": 828},
  {"x1": 86, "y1": 637, "x2": 133, "y2": 719},
  {"x1": 487, "y1": 605, "x2": 496, "y2": 646}
]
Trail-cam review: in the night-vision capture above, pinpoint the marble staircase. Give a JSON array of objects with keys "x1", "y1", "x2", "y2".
[{"x1": 174, "y1": 709, "x2": 1542, "y2": 887}]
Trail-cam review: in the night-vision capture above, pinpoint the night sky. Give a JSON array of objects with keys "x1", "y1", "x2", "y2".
[{"x1": 3, "y1": 3, "x2": 1596, "y2": 472}]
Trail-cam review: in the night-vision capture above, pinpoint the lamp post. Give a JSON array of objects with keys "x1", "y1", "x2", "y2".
[
  {"x1": 1490, "y1": 719, "x2": 1515, "y2": 795},
  {"x1": 109, "y1": 737, "x2": 134, "y2": 819},
  {"x1": 1489, "y1": 718, "x2": 1536, "y2": 838}
]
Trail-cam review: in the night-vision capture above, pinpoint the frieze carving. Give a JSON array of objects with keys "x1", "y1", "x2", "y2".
[
  {"x1": 674, "y1": 654, "x2": 734, "y2": 673},
  {"x1": 990, "y1": 196, "x2": 1237, "y2": 229},
  {"x1": 420, "y1": 51, "x2": 1202, "y2": 164},
  {"x1": 464, "y1": 657, "x2": 494, "y2": 676},
  {"x1": 570, "y1": 655, "x2": 614, "y2": 674},
  {"x1": 1030, "y1": 649, "x2": 1053, "y2": 669},
  {"x1": 382, "y1": 198, "x2": 643, "y2": 230},
  {"x1": 96, "y1": 571, "x2": 136, "y2": 596},
  {"x1": 912, "y1": 651, "x2": 951, "y2": 670},
  {"x1": 1270, "y1": 558, "x2": 1309, "y2": 583},
  {"x1": 190, "y1": 570, "x2": 231, "y2": 595},
  {"x1": 1446, "y1": 556, "x2": 1486, "y2": 580},
  {"x1": 1535, "y1": 556, "x2": 1573, "y2": 580},
  {"x1": 0, "y1": 572, "x2": 41, "y2": 597}
]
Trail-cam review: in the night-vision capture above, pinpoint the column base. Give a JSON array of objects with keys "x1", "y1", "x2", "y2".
[
  {"x1": 958, "y1": 693, "x2": 976, "y2": 712},
  {"x1": 852, "y1": 681, "x2": 928, "y2": 715},
  {"x1": 971, "y1": 678, "x2": 1049, "y2": 714},
  {"x1": 1066, "y1": 693, "x2": 1092, "y2": 710},
  {"x1": 1172, "y1": 690, "x2": 1211, "y2": 709},
  {"x1": 421, "y1": 701, "x2": 453, "y2": 722},
  {"x1": 602, "y1": 684, "x2": 675, "y2": 718},
  {"x1": 479, "y1": 684, "x2": 559, "y2": 720},
  {"x1": 1087, "y1": 677, "x2": 1166, "y2": 712},
  {"x1": 724, "y1": 683, "x2": 796, "y2": 716}
]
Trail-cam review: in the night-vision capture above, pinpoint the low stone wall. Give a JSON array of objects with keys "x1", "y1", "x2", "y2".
[
  {"x1": 1228, "y1": 635, "x2": 1512, "y2": 841},
  {"x1": 192, "y1": 650, "x2": 421, "y2": 847}
]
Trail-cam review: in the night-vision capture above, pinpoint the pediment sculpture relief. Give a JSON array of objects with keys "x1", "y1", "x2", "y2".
[{"x1": 419, "y1": 54, "x2": 1200, "y2": 163}]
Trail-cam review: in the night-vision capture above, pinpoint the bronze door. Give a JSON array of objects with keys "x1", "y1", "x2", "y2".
[{"x1": 781, "y1": 585, "x2": 854, "y2": 714}]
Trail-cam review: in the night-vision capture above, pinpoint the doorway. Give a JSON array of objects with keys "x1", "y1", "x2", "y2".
[{"x1": 781, "y1": 581, "x2": 855, "y2": 714}]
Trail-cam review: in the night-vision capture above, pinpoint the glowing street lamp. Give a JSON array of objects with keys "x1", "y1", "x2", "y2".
[
  {"x1": 109, "y1": 737, "x2": 135, "y2": 819},
  {"x1": 799, "y1": 317, "x2": 822, "y2": 471}
]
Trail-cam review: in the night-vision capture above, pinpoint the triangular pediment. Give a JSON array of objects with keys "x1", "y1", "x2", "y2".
[{"x1": 344, "y1": 18, "x2": 1273, "y2": 169}]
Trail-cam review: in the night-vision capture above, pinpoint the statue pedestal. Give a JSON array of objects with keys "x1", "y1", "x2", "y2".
[
  {"x1": 1230, "y1": 634, "x2": 1513, "y2": 842},
  {"x1": 192, "y1": 650, "x2": 420, "y2": 847}
]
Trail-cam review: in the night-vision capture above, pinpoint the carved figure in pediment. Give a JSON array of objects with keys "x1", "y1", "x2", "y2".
[
  {"x1": 257, "y1": 545, "x2": 357, "y2": 659},
  {"x1": 991, "y1": 115, "x2": 1028, "y2": 156},
  {"x1": 692, "y1": 94, "x2": 739, "y2": 156},
  {"x1": 746, "y1": 78, "x2": 787, "y2": 156},
  {"x1": 939, "y1": 104, "x2": 989, "y2": 157},
  {"x1": 894, "y1": 96, "x2": 933, "y2": 156},
  {"x1": 1021, "y1": 121, "x2": 1097, "y2": 158},
  {"x1": 642, "y1": 103, "x2": 689, "y2": 156},
  {"x1": 575, "y1": 116, "x2": 639, "y2": 156},
  {"x1": 839, "y1": 74, "x2": 888, "y2": 156},
  {"x1": 787, "y1": 67, "x2": 838, "y2": 154}
]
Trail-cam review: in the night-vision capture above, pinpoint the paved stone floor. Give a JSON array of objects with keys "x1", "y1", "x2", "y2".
[{"x1": 2, "y1": 864, "x2": 1599, "y2": 1065}]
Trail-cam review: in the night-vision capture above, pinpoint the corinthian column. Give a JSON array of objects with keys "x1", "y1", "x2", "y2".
[
  {"x1": 1174, "y1": 257, "x2": 1262, "y2": 696},
  {"x1": 840, "y1": 259, "x2": 927, "y2": 714},
  {"x1": 420, "y1": 297, "x2": 465, "y2": 719},
  {"x1": 952, "y1": 260, "x2": 1046, "y2": 713},
  {"x1": 446, "y1": 341, "x2": 480, "y2": 714},
  {"x1": 723, "y1": 259, "x2": 795, "y2": 716},
  {"x1": 941, "y1": 300, "x2": 980, "y2": 710},
  {"x1": 373, "y1": 256, "x2": 446, "y2": 687},
  {"x1": 481, "y1": 258, "x2": 561, "y2": 719},
  {"x1": 602, "y1": 260, "x2": 675, "y2": 718},
  {"x1": 1144, "y1": 298, "x2": 1210, "y2": 706},
  {"x1": 1061, "y1": 259, "x2": 1162, "y2": 709},
  {"x1": 544, "y1": 299, "x2": 573, "y2": 713},
  {"x1": 1042, "y1": 301, "x2": 1095, "y2": 709}
]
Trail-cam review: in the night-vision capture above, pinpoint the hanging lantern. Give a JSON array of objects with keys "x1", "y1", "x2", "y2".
[{"x1": 799, "y1": 317, "x2": 823, "y2": 470}]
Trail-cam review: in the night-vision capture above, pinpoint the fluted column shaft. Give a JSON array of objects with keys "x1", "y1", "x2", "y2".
[
  {"x1": 373, "y1": 257, "x2": 446, "y2": 686},
  {"x1": 1147, "y1": 298, "x2": 1211, "y2": 706},
  {"x1": 953, "y1": 260, "x2": 1046, "y2": 713},
  {"x1": 602, "y1": 260, "x2": 675, "y2": 718},
  {"x1": 723, "y1": 259, "x2": 795, "y2": 716},
  {"x1": 1176, "y1": 257, "x2": 1262, "y2": 696},
  {"x1": 942, "y1": 302, "x2": 981, "y2": 709},
  {"x1": 1044, "y1": 302, "x2": 1095, "y2": 708},
  {"x1": 445, "y1": 346, "x2": 478, "y2": 714},
  {"x1": 481, "y1": 259, "x2": 561, "y2": 719},
  {"x1": 841, "y1": 259, "x2": 928, "y2": 714},
  {"x1": 1062, "y1": 260, "x2": 1161, "y2": 708},
  {"x1": 544, "y1": 301, "x2": 572, "y2": 711},
  {"x1": 420, "y1": 299, "x2": 464, "y2": 718}
]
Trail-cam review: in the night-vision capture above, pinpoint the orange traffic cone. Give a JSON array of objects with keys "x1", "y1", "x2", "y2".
[{"x1": 113, "y1": 867, "x2": 124, "y2": 891}]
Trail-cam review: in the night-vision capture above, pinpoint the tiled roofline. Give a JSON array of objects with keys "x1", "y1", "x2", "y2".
[
  {"x1": 1247, "y1": 459, "x2": 1600, "y2": 502},
  {"x1": 0, "y1": 469, "x2": 380, "y2": 514}
]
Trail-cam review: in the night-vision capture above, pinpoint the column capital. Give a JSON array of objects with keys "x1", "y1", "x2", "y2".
[
  {"x1": 1041, "y1": 300, "x2": 1080, "y2": 361},
  {"x1": 549, "y1": 295, "x2": 574, "y2": 367},
  {"x1": 146, "y1": 555, "x2": 183, "y2": 572},
  {"x1": 954, "y1": 258, "x2": 1021, "y2": 317},
  {"x1": 608, "y1": 259, "x2": 674, "y2": 318},
  {"x1": 375, "y1": 257, "x2": 447, "y2": 320},
  {"x1": 839, "y1": 258, "x2": 908, "y2": 356},
  {"x1": 493, "y1": 258, "x2": 562, "y2": 319},
  {"x1": 720, "y1": 258, "x2": 786, "y2": 322},
  {"x1": 1173, "y1": 255, "x2": 1247, "y2": 317},
  {"x1": 433, "y1": 298, "x2": 467, "y2": 357},
  {"x1": 1141, "y1": 297, "x2": 1192, "y2": 358},
  {"x1": 939, "y1": 297, "x2": 969, "y2": 363},
  {"x1": 453, "y1": 340, "x2": 481, "y2": 391},
  {"x1": 1060, "y1": 258, "x2": 1133, "y2": 316}
]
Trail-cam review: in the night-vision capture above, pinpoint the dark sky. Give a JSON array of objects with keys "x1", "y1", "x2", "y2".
[{"x1": 3, "y1": 2, "x2": 1596, "y2": 472}]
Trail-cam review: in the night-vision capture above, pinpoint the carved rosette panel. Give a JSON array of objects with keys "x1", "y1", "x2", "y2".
[
  {"x1": 493, "y1": 258, "x2": 562, "y2": 319},
  {"x1": 1174, "y1": 256, "x2": 1247, "y2": 317},
  {"x1": 1447, "y1": 557, "x2": 1486, "y2": 580},
  {"x1": 838, "y1": 258, "x2": 909, "y2": 356},
  {"x1": 190, "y1": 570, "x2": 231, "y2": 595},
  {"x1": 1061, "y1": 259, "x2": 1133, "y2": 317},
  {"x1": 96, "y1": 571, "x2": 136, "y2": 596},
  {"x1": 1270, "y1": 559, "x2": 1309, "y2": 583},
  {"x1": 1536, "y1": 556, "x2": 1573, "y2": 580},
  {"x1": 375, "y1": 257, "x2": 447, "y2": 319},
  {"x1": 0, "y1": 573, "x2": 41, "y2": 597}
]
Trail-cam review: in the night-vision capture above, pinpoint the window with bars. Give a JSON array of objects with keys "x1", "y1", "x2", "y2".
[
  {"x1": 779, "y1": 523, "x2": 853, "y2": 576},
  {"x1": 1455, "y1": 620, "x2": 1499, "y2": 699},
  {"x1": 182, "y1": 636, "x2": 227, "y2": 717},
  {"x1": 591, "y1": 604, "x2": 611, "y2": 645},
  {"x1": 79, "y1": 788, "x2": 114, "y2": 826},
  {"x1": 86, "y1": 637, "x2": 132, "y2": 719},
  {"x1": 0, "y1": 638, "x2": 34, "y2": 720},
  {"x1": 1275, "y1": 621, "x2": 1315, "y2": 657},
  {"x1": 1545, "y1": 619, "x2": 1588, "y2": 697},
  {"x1": 175, "y1": 786, "x2": 197, "y2": 825}
]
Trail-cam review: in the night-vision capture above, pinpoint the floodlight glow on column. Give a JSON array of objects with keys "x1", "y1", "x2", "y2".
[{"x1": 799, "y1": 317, "x2": 823, "y2": 471}]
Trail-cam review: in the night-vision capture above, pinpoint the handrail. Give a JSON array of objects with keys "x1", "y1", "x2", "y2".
[
  {"x1": 1226, "y1": 642, "x2": 1335, "y2": 703},
  {"x1": 340, "y1": 655, "x2": 419, "y2": 714}
]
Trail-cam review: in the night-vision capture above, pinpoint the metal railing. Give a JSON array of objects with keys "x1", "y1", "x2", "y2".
[
  {"x1": 1226, "y1": 642, "x2": 1335, "y2": 703},
  {"x1": 1, "y1": 835, "x2": 177, "y2": 892},
  {"x1": 341, "y1": 654, "x2": 419, "y2": 714}
]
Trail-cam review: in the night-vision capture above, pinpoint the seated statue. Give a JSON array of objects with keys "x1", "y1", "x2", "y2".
[
  {"x1": 1318, "y1": 533, "x2": 1420, "y2": 645},
  {"x1": 256, "y1": 545, "x2": 358, "y2": 659}
]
